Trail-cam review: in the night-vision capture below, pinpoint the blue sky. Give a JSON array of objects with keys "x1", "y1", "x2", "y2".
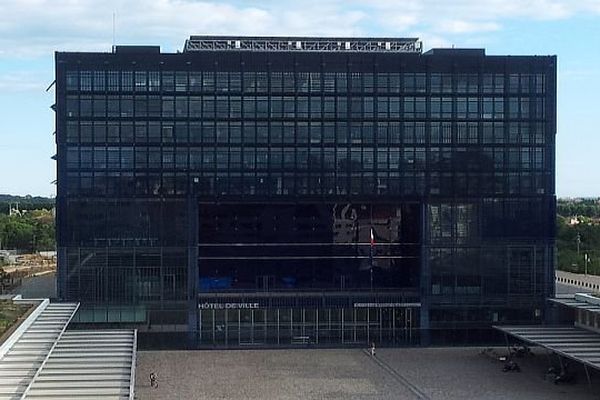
[{"x1": 0, "y1": 0, "x2": 599, "y2": 197}]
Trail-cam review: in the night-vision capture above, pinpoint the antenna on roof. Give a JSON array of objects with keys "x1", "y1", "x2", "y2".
[{"x1": 112, "y1": 12, "x2": 116, "y2": 52}]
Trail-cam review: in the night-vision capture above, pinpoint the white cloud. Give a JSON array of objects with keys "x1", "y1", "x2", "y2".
[
  {"x1": 367, "y1": 0, "x2": 600, "y2": 39},
  {"x1": 0, "y1": 0, "x2": 598, "y2": 63},
  {"x1": 437, "y1": 20, "x2": 500, "y2": 34},
  {"x1": 0, "y1": 71, "x2": 48, "y2": 92}
]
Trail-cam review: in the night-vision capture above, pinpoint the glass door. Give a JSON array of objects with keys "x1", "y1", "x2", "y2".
[{"x1": 252, "y1": 309, "x2": 266, "y2": 345}]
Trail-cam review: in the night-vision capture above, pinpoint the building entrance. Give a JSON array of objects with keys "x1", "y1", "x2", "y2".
[{"x1": 198, "y1": 306, "x2": 418, "y2": 347}]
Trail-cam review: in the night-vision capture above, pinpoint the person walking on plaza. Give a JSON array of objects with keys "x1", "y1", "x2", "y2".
[
  {"x1": 370, "y1": 342, "x2": 376, "y2": 356},
  {"x1": 149, "y1": 372, "x2": 158, "y2": 388}
]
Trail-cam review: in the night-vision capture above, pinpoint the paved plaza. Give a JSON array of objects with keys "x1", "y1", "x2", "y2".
[{"x1": 135, "y1": 347, "x2": 600, "y2": 399}]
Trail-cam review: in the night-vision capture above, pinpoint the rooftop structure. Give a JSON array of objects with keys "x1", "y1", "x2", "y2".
[{"x1": 183, "y1": 36, "x2": 422, "y2": 53}]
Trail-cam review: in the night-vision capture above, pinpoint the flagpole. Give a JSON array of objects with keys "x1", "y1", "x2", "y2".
[{"x1": 370, "y1": 227, "x2": 374, "y2": 291}]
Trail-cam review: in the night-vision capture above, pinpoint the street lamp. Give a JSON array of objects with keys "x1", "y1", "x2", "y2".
[{"x1": 585, "y1": 253, "x2": 590, "y2": 275}]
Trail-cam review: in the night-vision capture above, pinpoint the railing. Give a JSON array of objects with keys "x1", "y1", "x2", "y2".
[{"x1": 556, "y1": 270, "x2": 600, "y2": 292}]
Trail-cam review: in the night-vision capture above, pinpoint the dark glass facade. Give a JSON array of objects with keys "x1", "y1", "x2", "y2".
[{"x1": 55, "y1": 38, "x2": 556, "y2": 347}]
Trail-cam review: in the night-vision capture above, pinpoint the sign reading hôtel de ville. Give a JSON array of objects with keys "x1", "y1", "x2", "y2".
[{"x1": 198, "y1": 302, "x2": 260, "y2": 310}]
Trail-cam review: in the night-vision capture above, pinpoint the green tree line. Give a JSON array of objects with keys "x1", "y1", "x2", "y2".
[
  {"x1": 557, "y1": 198, "x2": 600, "y2": 218},
  {"x1": 557, "y1": 215, "x2": 600, "y2": 274},
  {"x1": 0, "y1": 195, "x2": 54, "y2": 215},
  {"x1": 0, "y1": 210, "x2": 55, "y2": 252}
]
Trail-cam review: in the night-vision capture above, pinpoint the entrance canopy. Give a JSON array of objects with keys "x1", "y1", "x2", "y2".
[{"x1": 494, "y1": 325, "x2": 600, "y2": 371}]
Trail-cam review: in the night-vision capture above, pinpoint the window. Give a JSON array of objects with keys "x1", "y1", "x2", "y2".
[
  {"x1": 335, "y1": 72, "x2": 348, "y2": 93},
  {"x1": 121, "y1": 122, "x2": 134, "y2": 142},
  {"x1": 66, "y1": 147, "x2": 79, "y2": 169},
  {"x1": 149, "y1": 71, "x2": 160, "y2": 92},
  {"x1": 283, "y1": 72, "x2": 294, "y2": 92},
  {"x1": 442, "y1": 98, "x2": 452, "y2": 118},
  {"x1": 175, "y1": 72, "x2": 188, "y2": 92},
  {"x1": 190, "y1": 122, "x2": 202, "y2": 143},
  {"x1": 229, "y1": 122, "x2": 242, "y2": 144},
  {"x1": 135, "y1": 71, "x2": 147, "y2": 92},
  {"x1": 363, "y1": 73, "x2": 374, "y2": 92},
  {"x1": 66, "y1": 121, "x2": 78, "y2": 143},
  {"x1": 323, "y1": 122, "x2": 335, "y2": 144},
  {"x1": 283, "y1": 96, "x2": 296, "y2": 118},
  {"x1": 310, "y1": 122, "x2": 321, "y2": 144},
  {"x1": 404, "y1": 97, "x2": 426, "y2": 118},
  {"x1": 121, "y1": 72, "x2": 133, "y2": 91},
  {"x1": 216, "y1": 72, "x2": 228, "y2": 92},
  {"x1": 375, "y1": 123, "x2": 388, "y2": 145},
  {"x1": 430, "y1": 73, "x2": 442, "y2": 92},
  {"x1": 202, "y1": 97, "x2": 214, "y2": 118},
  {"x1": 256, "y1": 96, "x2": 268, "y2": 118},
  {"x1": 80, "y1": 71, "x2": 92, "y2": 91},
  {"x1": 243, "y1": 123, "x2": 255, "y2": 144},
  {"x1": 120, "y1": 96, "x2": 133, "y2": 117},
  {"x1": 216, "y1": 96, "x2": 228, "y2": 118},
  {"x1": 257, "y1": 123, "x2": 268, "y2": 144},
  {"x1": 363, "y1": 97, "x2": 373, "y2": 118},
  {"x1": 203, "y1": 72, "x2": 214, "y2": 92},
  {"x1": 93, "y1": 95, "x2": 106, "y2": 117},
  {"x1": 93, "y1": 71, "x2": 105, "y2": 91},
  {"x1": 336, "y1": 97, "x2": 347, "y2": 118},
  {"x1": 271, "y1": 72, "x2": 282, "y2": 92},
  {"x1": 243, "y1": 72, "x2": 255, "y2": 92},
  {"x1": 509, "y1": 74, "x2": 520, "y2": 93},
  {"x1": 350, "y1": 72, "x2": 361, "y2": 92},
  {"x1": 148, "y1": 122, "x2": 160, "y2": 143},
  {"x1": 135, "y1": 122, "x2": 147, "y2": 143},
  {"x1": 230, "y1": 96, "x2": 241, "y2": 118},
  {"x1": 431, "y1": 97, "x2": 441, "y2": 118},
  {"x1": 297, "y1": 122, "x2": 309, "y2": 144},
  {"x1": 377, "y1": 97, "x2": 388, "y2": 119},
  {"x1": 270, "y1": 122, "x2": 282, "y2": 144},
  {"x1": 162, "y1": 124, "x2": 174, "y2": 143},
  {"x1": 256, "y1": 72, "x2": 268, "y2": 92},
  {"x1": 270, "y1": 96, "x2": 282, "y2": 118},
  {"x1": 467, "y1": 98, "x2": 478, "y2": 118},
  {"x1": 134, "y1": 96, "x2": 147, "y2": 117},
  {"x1": 189, "y1": 96, "x2": 202, "y2": 118},
  {"x1": 66, "y1": 71, "x2": 78, "y2": 90},
  {"x1": 175, "y1": 122, "x2": 187, "y2": 143},
  {"x1": 175, "y1": 97, "x2": 188, "y2": 118},
  {"x1": 91, "y1": 121, "x2": 106, "y2": 143},
  {"x1": 107, "y1": 71, "x2": 119, "y2": 91},
  {"x1": 534, "y1": 74, "x2": 545, "y2": 94},
  {"x1": 404, "y1": 73, "x2": 426, "y2": 93}
]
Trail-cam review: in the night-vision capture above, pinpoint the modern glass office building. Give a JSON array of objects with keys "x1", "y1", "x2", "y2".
[{"x1": 55, "y1": 36, "x2": 556, "y2": 347}]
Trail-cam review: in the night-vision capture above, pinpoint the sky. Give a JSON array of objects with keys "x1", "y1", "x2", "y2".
[{"x1": 0, "y1": 0, "x2": 599, "y2": 198}]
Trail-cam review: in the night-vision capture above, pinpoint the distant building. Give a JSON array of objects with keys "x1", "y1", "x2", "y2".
[{"x1": 55, "y1": 36, "x2": 556, "y2": 346}]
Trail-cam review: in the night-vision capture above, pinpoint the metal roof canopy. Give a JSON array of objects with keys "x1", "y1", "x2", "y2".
[
  {"x1": 23, "y1": 330, "x2": 137, "y2": 399},
  {"x1": 550, "y1": 297, "x2": 600, "y2": 313},
  {"x1": 494, "y1": 325, "x2": 600, "y2": 375},
  {"x1": 0, "y1": 302, "x2": 79, "y2": 400},
  {"x1": 0, "y1": 299, "x2": 136, "y2": 400}
]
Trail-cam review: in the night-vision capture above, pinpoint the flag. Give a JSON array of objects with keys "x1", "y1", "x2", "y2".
[{"x1": 370, "y1": 227, "x2": 375, "y2": 247}]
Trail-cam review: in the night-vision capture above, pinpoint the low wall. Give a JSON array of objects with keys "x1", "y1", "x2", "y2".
[{"x1": 556, "y1": 270, "x2": 600, "y2": 292}]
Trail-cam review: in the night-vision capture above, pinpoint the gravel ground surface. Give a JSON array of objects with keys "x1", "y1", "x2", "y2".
[
  {"x1": 9, "y1": 271, "x2": 56, "y2": 299},
  {"x1": 135, "y1": 347, "x2": 600, "y2": 400}
]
